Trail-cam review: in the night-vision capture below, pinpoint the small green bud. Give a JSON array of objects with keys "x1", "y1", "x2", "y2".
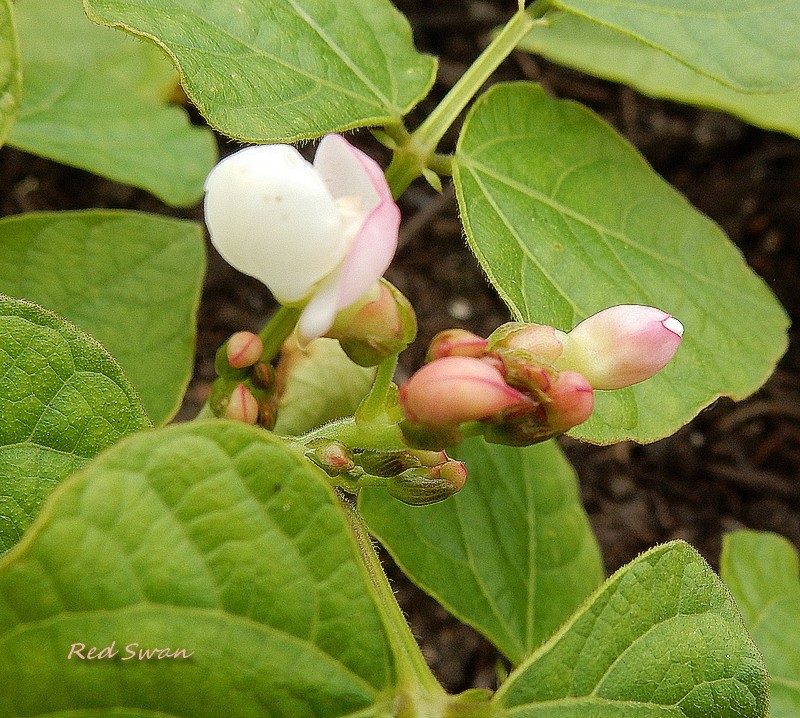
[{"x1": 386, "y1": 460, "x2": 467, "y2": 506}]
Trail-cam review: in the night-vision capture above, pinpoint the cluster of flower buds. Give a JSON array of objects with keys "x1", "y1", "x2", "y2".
[
  {"x1": 209, "y1": 331, "x2": 279, "y2": 428},
  {"x1": 304, "y1": 440, "x2": 467, "y2": 506},
  {"x1": 399, "y1": 305, "x2": 683, "y2": 448}
]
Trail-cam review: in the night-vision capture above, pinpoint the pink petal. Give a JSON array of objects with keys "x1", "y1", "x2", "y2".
[
  {"x1": 314, "y1": 135, "x2": 400, "y2": 312},
  {"x1": 399, "y1": 356, "x2": 531, "y2": 426}
]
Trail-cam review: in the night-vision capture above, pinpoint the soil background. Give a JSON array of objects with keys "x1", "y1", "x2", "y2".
[{"x1": 2, "y1": 0, "x2": 799, "y2": 695}]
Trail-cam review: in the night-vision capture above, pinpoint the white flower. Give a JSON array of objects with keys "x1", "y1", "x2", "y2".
[{"x1": 204, "y1": 135, "x2": 400, "y2": 341}]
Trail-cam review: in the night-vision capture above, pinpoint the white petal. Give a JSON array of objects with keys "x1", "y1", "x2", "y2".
[
  {"x1": 313, "y1": 134, "x2": 390, "y2": 213},
  {"x1": 296, "y1": 268, "x2": 343, "y2": 344},
  {"x1": 204, "y1": 145, "x2": 349, "y2": 304}
]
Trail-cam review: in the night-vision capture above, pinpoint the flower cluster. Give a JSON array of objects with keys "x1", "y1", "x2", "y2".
[{"x1": 399, "y1": 306, "x2": 683, "y2": 448}]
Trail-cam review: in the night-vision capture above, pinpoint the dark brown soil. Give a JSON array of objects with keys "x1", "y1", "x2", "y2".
[{"x1": 2, "y1": 0, "x2": 797, "y2": 696}]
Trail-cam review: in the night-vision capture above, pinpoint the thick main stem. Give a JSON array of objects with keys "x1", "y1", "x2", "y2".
[
  {"x1": 342, "y1": 499, "x2": 445, "y2": 701},
  {"x1": 386, "y1": 3, "x2": 551, "y2": 197}
]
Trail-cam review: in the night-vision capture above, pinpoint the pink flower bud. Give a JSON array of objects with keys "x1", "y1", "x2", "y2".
[
  {"x1": 488, "y1": 322, "x2": 563, "y2": 364},
  {"x1": 224, "y1": 383, "x2": 260, "y2": 425},
  {"x1": 305, "y1": 439, "x2": 356, "y2": 476},
  {"x1": 426, "y1": 329, "x2": 489, "y2": 361},
  {"x1": 325, "y1": 279, "x2": 416, "y2": 366},
  {"x1": 226, "y1": 331, "x2": 264, "y2": 369},
  {"x1": 555, "y1": 305, "x2": 684, "y2": 390},
  {"x1": 545, "y1": 371, "x2": 594, "y2": 431},
  {"x1": 399, "y1": 356, "x2": 532, "y2": 427}
]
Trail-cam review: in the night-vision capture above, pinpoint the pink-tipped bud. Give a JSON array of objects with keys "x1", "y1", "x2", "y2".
[
  {"x1": 555, "y1": 305, "x2": 684, "y2": 390},
  {"x1": 326, "y1": 279, "x2": 417, "y2": 366},
  {"x1": 387, "y1": 459, "x2": 468, "y2": 506},
  {"x1": 426, "y1": 329, "x2": 489, "y2": 362},
  {"x1": 226, "y1": 331, "x2": 264, "y2": 369},
  {"x1": 224, "y1": 383, "x2": 260, "y2": 424},
  {"x1": 306, "y1": 439, "x2": 356, "y2": 476},
  {"x1": 545, "y1": 371, "x2": 595, "y2": 431},
  {"x1": 399, "y1": 356, "x2": 532, "y2": 427},
  {"x1": 489, "y1": 322, "x2": 564, "y2": 364}
]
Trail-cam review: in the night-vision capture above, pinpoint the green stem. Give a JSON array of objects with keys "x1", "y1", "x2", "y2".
[
  {"x1": 342, "y1": 499, "x2": 445, "y2": 699},
  {"x1": 258, "y1": 305, "x2": 301, "y2": 362},
  {"x1": 356, "y1": 354, "x2": 399, "y2": 423},
  {"x1": 386, "y1": 3, "x2": 551, "y2": 197},
  {"x1": 298, "y1": 416, "x2": 407, "y2": 453}
]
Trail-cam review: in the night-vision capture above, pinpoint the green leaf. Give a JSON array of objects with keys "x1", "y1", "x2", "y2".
[
  {"x1": 0, "y1": 421, "x2": 396, "y2": 717},
  {"x1": 360, "y1": 438, "x2": 603, "y2": 665},
  {"x1": 0, "y1": 295, "x2": 150, "y2": 553},
  {"x1": 518, "y1": 12, "x2": 800, "y2": 140},
  {"x1": 0, "y1": 211, "x2": 206, "y2": 426},
  {"x1": 721, "y1": 531, "x2": 800, "y2": 718},
  {"x1": 495, "y1": 541, "x2": 768, "y2": 717},
  {"x1": 0, "y1": 0, "x2": 21, "y2": 147},
  {"x1": 274, "y1": 337, "x2": 376, "y2": 436},
  {"x1": 8, "y1": 0, "x2": 217, "y2": 207},
  {"x1": 84, "y1": 0, "x2": 437, "y2": 142},
  {"x1": 453, "y1": 83, "x2": 789, "y2": 444},
  {"x1": 547, "y1": 0, "x2": 800, "y2": 93}
]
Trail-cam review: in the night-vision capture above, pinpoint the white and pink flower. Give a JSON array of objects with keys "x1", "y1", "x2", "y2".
[{"x1": 204, "y1": 134, "x2": 399, "y2": 342}]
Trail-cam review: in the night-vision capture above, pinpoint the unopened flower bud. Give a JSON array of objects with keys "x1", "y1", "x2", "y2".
[
  {"x1": 399, "y1": 356, "x2": 532, "y2": 427},
  {"x1": 426, "y1": 329, "x2": 489, "y2": 362},
  {"x1": 224, "y1": 383, "x2": 260, "y2": 424},
  {"x1": 555, "y1": 305, "x2": 683, "y2": 390},
  {"x1": 544, "y1": 370, "x2": 594, "y2": 431},
  {"x1": 488, "y1": 322, "x2": 563, "y2": 364},
  {"x1": 252, "y1": 361, "x2": 276, "y2": 389},
  {"x1": 386, "y1": 460, "x2": 467, "y2": 506},
  {"x1": 226, "y1": 331, "x2": 264, "y2": 369},
  {"x1": 325, "y1": 279, "x2": 417, "y2": 366},
  {"x1": 306, "y1": 439, "x2": 356, "y2": 476}
]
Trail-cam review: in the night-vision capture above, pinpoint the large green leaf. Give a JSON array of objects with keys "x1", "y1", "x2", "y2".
[
  {"x1": 547, "y1": 0, "x2": 800, "y2": 93},
  {"x1": 360, "y1": 438, "x2": 603, "y2": 665},
  {"x1": 453, "y1": 83, "x2": 789, "y2": 444},
  {"x1": 0, "y1": 211, "x2": 205, "y2": 426},
  {"x1": 495, "y1": 541, "x2": 768, "y2": 717},
  {"x1": 519, "y1": 12, "x2": 800, "y2": 140},
  {"x1": 84, "y1": 0, "x2": 437, "y2": 143},
  {"x1": 8, "y1": 0, "x2": 216, "y2": 207},
  {"x1": 0, "y1": 421, "x2": 396, "y2": 717},
  {"x1": 0, "y1": 0, "x2": 21, "y2": 147},
  {"x1": 0, "y1": 295, "x2": 150, "y2": 553},
  {"x1": 721, "y1": 531, "x2": 800, "y2": 718}
]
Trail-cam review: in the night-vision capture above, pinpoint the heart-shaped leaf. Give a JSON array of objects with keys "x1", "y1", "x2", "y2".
[
  {"x1": 519, "y1": 12, "x2": 800, "y2": 140},
  {"x1": 0, "y1": 211, "x2": 205, "y2": 426},
  {"x1": 9, "y1": 0, "x2": 217, "y2": 206},
  {"x1": 0, "y1": 421, "x2": 397, "y2": 716},
  {"x1": 721, "y1": 530, "x2": 800, "y2": 718},
  {"x1": 84, "y1": 0, "x2": 437, "y2": 142},
  {"x1": 360, "y1": 438, "x2": 603, "y2": 664},
  {"x1": 496, "y1": 541, "x2": 768, "y2": 717},
  {"x1": 547, "y1": 0, "x2": 800, "y2": 93},
  {"x1": 0, "y1": 295, "x2": 150, "y2": 552},
  {"x1": 453, "y1": 82, "x2": 789, "y2": 444}
]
